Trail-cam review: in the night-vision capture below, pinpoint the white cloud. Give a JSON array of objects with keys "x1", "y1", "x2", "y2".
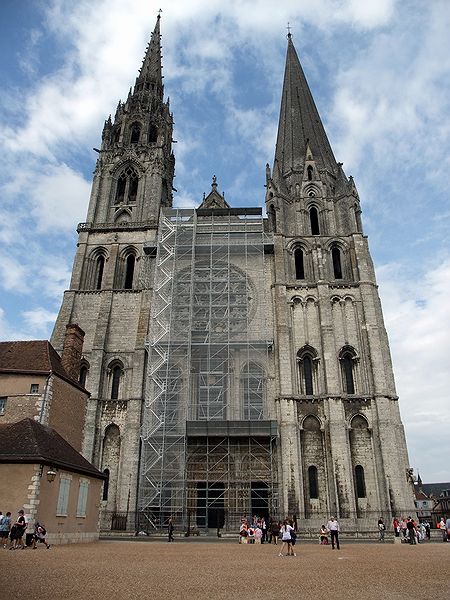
[
  {"x1": 377, "y1": 258, "x2": 450, "y2": 479},
  {"x1": 30, "y1": 164, "x2": 91, "y2": 232},
  {"x1": 22, "y1": 307, "x2": 58, "y2": 335}
]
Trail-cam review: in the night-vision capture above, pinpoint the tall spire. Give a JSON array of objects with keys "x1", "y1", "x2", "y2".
[
  {"x1": 135, "y1": 14, "x2": 163, "y2": 95},
  {"x1": 274, "y1": 34, "x2": 337, "y2": 176}
]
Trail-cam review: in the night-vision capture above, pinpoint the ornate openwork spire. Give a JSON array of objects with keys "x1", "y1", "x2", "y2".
[
  {"x1": 274, "y1": 34, "x2": 337, "y2": 176},
  {"x1": 135, "y1": 14, "x2": 163, "y2": 96}
]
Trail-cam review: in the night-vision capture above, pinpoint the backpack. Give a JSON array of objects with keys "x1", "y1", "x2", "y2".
[{"x1": 39, "y1": 526, "x2": 47, "y2": 536}]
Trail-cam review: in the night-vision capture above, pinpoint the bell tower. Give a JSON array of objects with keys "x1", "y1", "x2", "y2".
[
  {"x1": 51, "y1": 15, "x2": 174, "y2": 514},
  {"x1": 266, "y1": 33, "x2": 415, "y2": 521}
]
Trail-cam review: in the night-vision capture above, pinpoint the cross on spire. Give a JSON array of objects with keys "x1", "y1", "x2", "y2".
[{"x1": 287, "y1": 22, "x2": 292, "y2": 38}]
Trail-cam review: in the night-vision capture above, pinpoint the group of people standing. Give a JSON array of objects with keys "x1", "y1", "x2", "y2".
[
  {"x1": 239, "y1": 515, "x2": 341, "y2": 553},
  {"x1": 0, "y1": 509, "x2": 50, "y2": 550}
]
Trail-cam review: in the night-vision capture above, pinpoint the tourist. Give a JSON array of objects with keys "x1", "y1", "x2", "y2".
[
  {"x1": 326, "y1": 516, "x2": 340, "y2": 550},
  {"x1": 239, "y1": 519, "x2": 249, "y2": 544},
  {"x1": 439, "y1": 518, "x2": 447, "y2": 542},
  {"x1": 254, "y1": 526, "x2": 262, "y2": 544},
  {"x1": 0, "y1": 511, "x2": 11, "y2": 548},
  {"x1": 393, "y1": 517, "x2": 399, "y2": 537},
  {"x1": 168, "y1": 517, "x2": 174, "y2": 542},
  {"x1": 406, "y1": 517, "x2": 416, "y2": 545},
  {"x1": 319, "y1": 524, "x2": 329, "y2": 545},
  {"x1": 446, "y1": 517, "x2": 450, "y2": 542},
  {"x1": 10, "y1": 510, "x2": 27, "y2": 550},
  {"x1": 289, "y1": 520, "x2": 297, "y2": 556},
  {"x1": 401, "y1": 517, "x2": 408, "y2": 539},
  {"x1": 261, "y1": 518, "x2": 267, "y2": 543},
  {"x1": 378, "y1": 517, "x2": 386, "y2": 542},
  {"x1": 31, "y1": 522, "x2": 50, "y2": 549},
  {"x1": 270, "y1": 519, "x2": 280, "y2": 545},
  {"x1": 278, "y1": 518, "x2": 294, "y2": 557}
]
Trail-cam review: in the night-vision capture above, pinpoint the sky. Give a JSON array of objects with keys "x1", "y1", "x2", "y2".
[{"x1": 0, "y1": 0, "x2": 449, "y2": 482}]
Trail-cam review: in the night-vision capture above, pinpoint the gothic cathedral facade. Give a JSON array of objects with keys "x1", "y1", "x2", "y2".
[{"x1": 51, "y1": 16, "x2": 415, "y2": 531}]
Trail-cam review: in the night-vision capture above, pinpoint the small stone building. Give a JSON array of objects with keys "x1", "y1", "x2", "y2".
[
  {"x1": 0, "y1": 419, "x2": 104, "y2": 544},
  {"x1": 0, "y1": 324, "x2": 88, "y2": 453}
]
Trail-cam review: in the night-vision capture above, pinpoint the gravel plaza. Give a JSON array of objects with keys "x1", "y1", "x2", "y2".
[{"x1": 3, "y1": 539, "x2": 450, "y2": 600}]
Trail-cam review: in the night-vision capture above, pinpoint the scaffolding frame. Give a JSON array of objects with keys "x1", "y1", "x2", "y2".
[{"x1": 139, "y1": 207, "x2": 277, "y2": 530}]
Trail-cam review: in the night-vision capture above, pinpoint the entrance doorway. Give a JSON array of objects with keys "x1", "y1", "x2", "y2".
[{"x1": 197, "y1": 482, "x2": 225, "y2": 529}]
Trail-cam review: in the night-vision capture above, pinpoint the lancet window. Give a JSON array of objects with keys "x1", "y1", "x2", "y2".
[{"x1": 115, "y1": 165, "x2": 139, "y2": 204}]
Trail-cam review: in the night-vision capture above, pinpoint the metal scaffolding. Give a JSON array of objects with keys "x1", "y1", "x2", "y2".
[{"x1": 139, "y1": 207, "x2": 277, "y2": 531}]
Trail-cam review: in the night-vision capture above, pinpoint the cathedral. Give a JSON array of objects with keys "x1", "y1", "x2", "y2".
[{"x1": 51, "y1": 15, "x2": 415, "y2": 532}]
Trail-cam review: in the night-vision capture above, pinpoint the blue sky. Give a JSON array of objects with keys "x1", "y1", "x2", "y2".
[{"x1": 1, "y1": 0, "x2": 449, "y2": 481}]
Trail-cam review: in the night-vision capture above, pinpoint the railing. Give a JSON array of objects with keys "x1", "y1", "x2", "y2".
[{"x1": 77, "y1": 220, "x2": 158, "y2": 233}]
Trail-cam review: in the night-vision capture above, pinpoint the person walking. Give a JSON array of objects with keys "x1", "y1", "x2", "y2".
[
  {"x1": 326, "y1": 516, "x2": 340, "y2": 550},
  {"x1": 168, "y1": 518, "x2": 174, "y2": 542},
  {"x1": 446, "y1": 517, "x2": 450, "y2": 543},
  {"x1": 10, "y1": 510, "x2": 26, "y2": 550},
  {"x1": 378, "y1": 517, "x2": 386, "y2": 542},
  {"x1": 278, "y1": 519, "x2": 294, "y2": 557},
  {"x1": 0, "y1": 512, "x2": 11, "y2": 548}
]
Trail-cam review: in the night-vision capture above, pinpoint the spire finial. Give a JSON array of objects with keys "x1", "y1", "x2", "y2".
[
  {"x1": 158, "y1": 8, "x2": 162, "y2": 18},
  {"x1": 212, "y1": 174, "x2": 217, "y2": 189},
  {"x1": 287, "y1": 22, "x2": 292, "y2": 39}
]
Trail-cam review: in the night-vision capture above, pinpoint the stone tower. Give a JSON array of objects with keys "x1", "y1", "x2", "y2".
[
  {"x1": 52, "y1": 22, "x2": 415, "y2": 531},
  {"x1": 51, "y1": 15, "x2": 174, "y2": 514},
  {"x1": 265, "y1": 34, "x2": 414, "y2": 522}
]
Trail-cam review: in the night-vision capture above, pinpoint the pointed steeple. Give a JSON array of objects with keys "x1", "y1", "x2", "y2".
[
  {"x1": 274, "y1": 34, "x2": 337, "y2": 177},
  {"x1": 135, "y1": 14, "x2": 163, "y2": 97}
]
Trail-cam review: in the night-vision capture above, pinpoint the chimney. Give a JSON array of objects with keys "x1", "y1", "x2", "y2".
[{"x1": 61, "y1": 324, "x2": 85, "y2": 382}]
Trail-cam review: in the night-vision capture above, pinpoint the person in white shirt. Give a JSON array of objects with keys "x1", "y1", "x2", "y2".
[
  {"x1": 326, "y1": 516, "x2": 340, "y2": 550},
  {"x1": 278, "y1": 519, "x2": 294, "y2": 557}
]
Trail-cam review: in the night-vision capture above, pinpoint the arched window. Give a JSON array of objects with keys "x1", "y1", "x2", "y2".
[
  {"x1": 130, "y1": 122, "x2": 141, "y2": 144},
  {"x1": 102, "y1": 468, "x2": 110, "y2": 501},
  {"x1": 355, "y1": 465, "x2": 366, "y2": 498},
  {"x1": 96, "y1": 255, "x2": 105, "y2": 290},
  {"x1": 124, "y1": 254, "x2": 135, "y2": 289},
  {"x1": 307, "y1": 165, "x2": 313, "y2": 181},
  {"x1": 114, "y1": 165, "x2": 139, "y2": 204},
  {"x1": 110, "y1": 365, "x2": 122, "y2": 399},
  {"x1": 79, "y1": 363, "x2": 89, "y2": 388},
  {"x1": 148, "y1": 124, "x2": 158, "y2": 143},
  {"x1": 294, "y1": 248, "x2": 305, "y2": 279},
  {"x1": 242, "y1": 362, "x2": 265, "y2": 420},
  {"x1": 332, "y1": 247, "x2": 343, "y2": 279},
  {"x1": 268, "y1": 204, "x2": 276, "y2": 233},
  {"x1": 308, "y1": 465, "x2": 319, "y2": 498},
  {"x1": 297, "y1": 347, "x2": 318, "y2": 395},
  {"x1": 341, "y1": 351, "x2": 355, "y2": 394},
  {"x1": 310, "y1": 207, "x2": 320, "y2": 235}
]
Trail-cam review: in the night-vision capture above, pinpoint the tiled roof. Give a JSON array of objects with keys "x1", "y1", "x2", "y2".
[
  {"x1": 0, "y1": 340, "x2": 69, "y2": 379},
  {"x1": 0, "y1": 419, "x2": 104, "y2": 479},
  {"x1": 415, "y1": 482, "x2": 450, "y2": 498}
]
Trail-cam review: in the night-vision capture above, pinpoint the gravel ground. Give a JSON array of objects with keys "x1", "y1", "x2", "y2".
[{"x1": 3, "y1": 540, "x2": 450, "y2": 599}]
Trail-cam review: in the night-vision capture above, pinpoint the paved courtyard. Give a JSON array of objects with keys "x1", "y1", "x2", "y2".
[{"x1": 3, "y1": 540, "x2": 450, "y2": 599}]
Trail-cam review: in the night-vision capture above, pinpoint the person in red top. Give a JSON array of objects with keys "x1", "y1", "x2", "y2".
[{"x1": 393, "y1": 517, "x2": 399, "y2": 537}]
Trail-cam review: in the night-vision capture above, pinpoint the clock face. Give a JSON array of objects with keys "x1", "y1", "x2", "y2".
[{"x1": 172, "y1": 261, "x2": 255, "y2": 339}]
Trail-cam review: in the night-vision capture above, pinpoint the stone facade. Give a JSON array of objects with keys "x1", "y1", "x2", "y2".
[{"x1": 51, "y1": 19, "x2": 415, "y2": 530}]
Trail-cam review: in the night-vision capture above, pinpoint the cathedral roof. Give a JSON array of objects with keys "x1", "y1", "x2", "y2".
[
  {"x1": 274, "y1": 34, "x2": 337, "y2": 176},
  {"x1": 198, "y1": 176, "x2": 230, "y2": 209}
]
